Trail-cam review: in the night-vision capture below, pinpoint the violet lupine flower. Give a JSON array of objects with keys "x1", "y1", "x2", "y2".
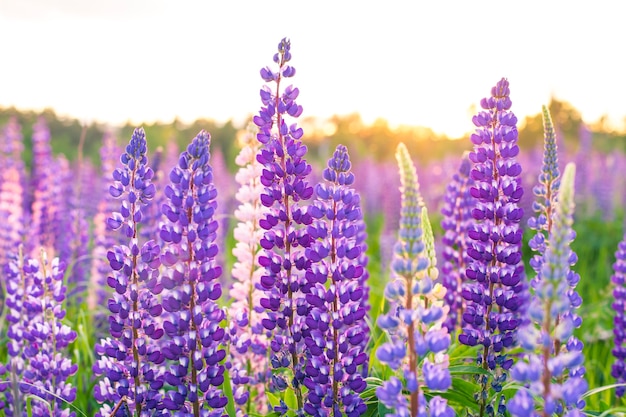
[
  {"x1": 527, "y1": 105, "x2": 560, "y2": 288},
  {"x1": 90, "y1": 131, "x2": 123, "y2": 313},
  {"x1": 228, "y1": 123, "x2": 270, "y2": 415},
  {"x1": 508, "y1": 163, "x2": 587, "y2": 415},
  {"x1": 440, "y1": 153, "x2": 474, "y2": 333},
  {"x1": 93, "y1": 127, "x2": 165, "y2": 415},
  {"x1": 612, "y1": 233, "x2": 626, "y2": 397},
  {"x1": 459, "y1": 78, "x2": 525, "y2": 416},
  {"x1": 159, "y1": 130, "x2": 227, "y2": 414},
  {"x1": 0, "y1": 117, "x2": 25, "y2": 268},
  {"x1": 28, "y1": 116, "x2": 57, "y2": 256},
  {"x1": 0, "y1": 247, "x2": 78, "y2": 416},
  {"x1": 376, "y1": 143, "x2": 453, "y2": 417},
  {"x1": 302, "y1": 144, "x2": 368, "y2": 417},
  {"x1": 254, "y1": 38, "x2": 313, "y2": 412}
]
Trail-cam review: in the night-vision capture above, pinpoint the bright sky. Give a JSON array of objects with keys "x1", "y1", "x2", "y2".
[{"x1": 0, "y1": 0, "x2": 623, "y2": 138}]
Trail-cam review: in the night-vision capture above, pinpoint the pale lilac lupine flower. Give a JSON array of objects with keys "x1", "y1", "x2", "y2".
[
  {"x1": 509, "y1": 163, "x2": 587, "y2": 415},
  {"x1": 376, "y1": 143, "x2": 453, "y2": 417},
  {"x1": 228, "y1": 124, "x2": 270, "y2": 415}
]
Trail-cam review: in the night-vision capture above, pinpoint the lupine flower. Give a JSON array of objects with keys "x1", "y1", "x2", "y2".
[
  {"x1": 28, "y1": 116, "x2": 57, "y2": 256},
  {"x1": 0, "y1": 117, "x2": 25, "y2": 268},
  {"x1": 527, "y1": 105, "x2": 560, "y2": 288},
  {"x1": 376, "y1": 143, "x2": 453, "y2": 417},
  {"x1": 1, "y1": 247, "x2": 77, "y2": 416},
  {"x1": 508, "y1": 163, "x2": 587, "y2": 415},
  {"x1": 302, "y1": 144, "x2": 369, "y2": 417},
  {"x1": 440, "y1": 153, "x2": 474, "y2": 333},
  {"x1": 159, "y1": 130, "x2": 227, "y2": 414},
  {"x1": 93, "y1": 127, "x2": 165, "y2": 415},
  {"x1": 89, "y1": 131, "x2": 123, "y2": 313},
  {"x1": 459, "y1": 78, "x2": 525, "y2": 415},
  {"x1": 228, "y1": 123, "x2": 270, "y2": 415},
  {"x1": 612, "y1": 233, "x2": 626, "y2": 397},
  {"x1": 255, "y1": 37, "x2": 313, "y2": 412}
]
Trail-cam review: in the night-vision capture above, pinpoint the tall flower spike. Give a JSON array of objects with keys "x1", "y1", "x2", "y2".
[
  {"x1": 159, "y1": 130, "x2": 227, "y2": 414},
  {"x1": 1, "y1": 247, "x2": 78, "y2": 415},
  {"x1": 460, "y1": 78, "x2": 525, "y2": 416},
  {"x1": 508, "y1": 163, "x2": 587, "y2": 415},
  {"x1": 228, "y1": 123, "x2": 270, "y2": 416},
  {"x1": 612, "y1": 232, "x2": 626, "y2": 398},
  {"x1": 302, "y1": 144, "x2": 369, "y2": 417},
  {"x1": 93, "y1": 127, "x2": 165, "y2": 415},
  {"x1": 440, "y1": 153, "x2": 474, "y2": 333},
  {"x1": 527, "y1": 105, "x2": 561, "y2": 288},
  {"x1": 255, "y1": 38, "x2": 313, "y2": 413},
  {"x1": 376, "y1": 143, "x2": 453, "y2": 417}
]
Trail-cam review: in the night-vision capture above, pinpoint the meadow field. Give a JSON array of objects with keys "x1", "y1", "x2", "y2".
[{"x1": 1, "y1": 38, "x2": 626, "y2": 417}]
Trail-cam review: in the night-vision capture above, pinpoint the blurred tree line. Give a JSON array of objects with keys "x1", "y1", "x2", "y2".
[{"x1": 1, "y1": 98, "x2": 625, "y2": 172}]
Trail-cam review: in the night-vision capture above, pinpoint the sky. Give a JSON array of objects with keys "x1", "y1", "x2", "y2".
[{"x1": 0, "y1": 0, "x2": 623, "y2": 138}]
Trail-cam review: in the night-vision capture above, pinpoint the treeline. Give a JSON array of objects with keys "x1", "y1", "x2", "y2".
[{"x1": 1, "y1": 98, "x2": 625, "y2": 170}]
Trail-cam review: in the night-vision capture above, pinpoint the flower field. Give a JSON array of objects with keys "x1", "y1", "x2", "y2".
[{"x1": 1, "y1": 37, "x2": 626, "y2": 416}]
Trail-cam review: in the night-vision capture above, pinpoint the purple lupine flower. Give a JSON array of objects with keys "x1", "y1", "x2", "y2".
[
  {"x1": 89, "y1": 131, "x2": 123, "y2": 313},
  {"x1": 459, "y1": 78, "x2": 525, "y2": 415},
  {"x1": 28, "y1": 116, "x2": 57, "y2": 256},
  {"x1": 302, "y1": 144, "x2": 368, "y2": 417},
  {"x1": 93, "y1": 127, "x2": 165, "y2": 415},
  {"x1": 159, "y1": 130, "x2": 227, "y2": 414},
  {"x1": 254, "y1": 38, "x2": 313, "y2": 412},
  {"x1": 440, "y1": 153, "x2": 474, "y2": 333},
  {"x1": 0, "y1": 117, "x2": 25, "y2": 269},
  {"x1": 509, "y1": 163, "x2": 587, "y2": 414},
  {"x1": 21, "y1": 251, "x2": 78, "y2": 416},
  {"x1": 139, "y1": 145, "x2": 166, "y2": 245},
  {"x1": 1, "y1": 247, "x2": 77, "y2": 416},
  {"x1": 376, "y1": 143, "x2": 453, "y2": 417},
  {"x1": 612, "y1": 233, "x2": 626, "y2": 397},
  {"x1": 527, "y1": 105, "x2": 561, "y2": 288},
  {"x1": 228, "y1": 123, "x2": 270, "y2": 415}
]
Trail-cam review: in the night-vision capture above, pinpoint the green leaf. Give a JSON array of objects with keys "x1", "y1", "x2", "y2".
[
  {"x1": 448, "y1": 364, "x2": 491, "y2": 377},
  {"x1": 378, "y1": 399, "x2": 393, "y2": 417},
  {"x1": 435, "y1": 377, "x2": 480, "y2": 412},
  {"x1": 284, "y1": 387, "x2": 298, "y2": 410},
  {"x1": 221, "y1": 366, "x2": 237, "y2": 417}
]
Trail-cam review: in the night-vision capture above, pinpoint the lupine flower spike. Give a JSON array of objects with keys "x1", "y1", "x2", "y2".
[
  {"x1": 508, "y1": 163, "x2": 587, "y2": 416},
  {"x1": 440, "y1": 152, "x2": 474, "y2": 333},
  {"x1": 228, "y1": 123, "x2": 270, "y2": 415},
  {"x1": 159, "y1": 130, "x2": 227, "y2": 414},
  {"x1": 254, "y1": 38, "x2": 313, "y2": 412},
  {"x1": 460, "y1": 78, "x2": 525, "y2": 416},
  {"x1": 376, "y1": 142, "x2": 453, "y2": 417},
  {"x1": 303, "y1": 144, "x2": 369, "y2": 417},
  {"x1": 528, "y1": 105, "x2": 561, "y2": 288},
  {"x1": 93, "y1": 127, "x2": 165, "y2": 415},
  {"x1": 1, "y1": 246, "x2": 78, "y2": 416},
  {"x1": 612, "y1": 232, "x2": 626, "y2": 398}
]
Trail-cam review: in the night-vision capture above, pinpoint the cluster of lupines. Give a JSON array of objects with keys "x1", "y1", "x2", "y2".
[
  {"x1": 159, "y1": 130, "x2": 227, "y2": 413},
  {"x1": 254, "y1": 38, "x2": 314, "y2": 411},
  {"x1": 302, "y1": 144, "x2": 368, "y2": 417},
  {"x1": 376, "y1": 143, "x2": 453, "y2": 417},
  {"x1": 508, "y1": 163, "x2": 587, "y2": 415},
  {"x1": 93, "y1": 127, "x2": 165, "y2": 415},
  {"x1": 613, "y1": 234, "x2": 626, "y2": 397},
  {"x1": 0, "y1": 247, "x2": 77, "y2": 416},
  {"x1": 440, "y1": 153, "x2": 474, "y2": 333},
  {"x1": 460, "y1": 78, "x2": 526, "y2": 416},
  {"x1": 228, "y1": 123, "x2": 270, "y2": 415}
]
